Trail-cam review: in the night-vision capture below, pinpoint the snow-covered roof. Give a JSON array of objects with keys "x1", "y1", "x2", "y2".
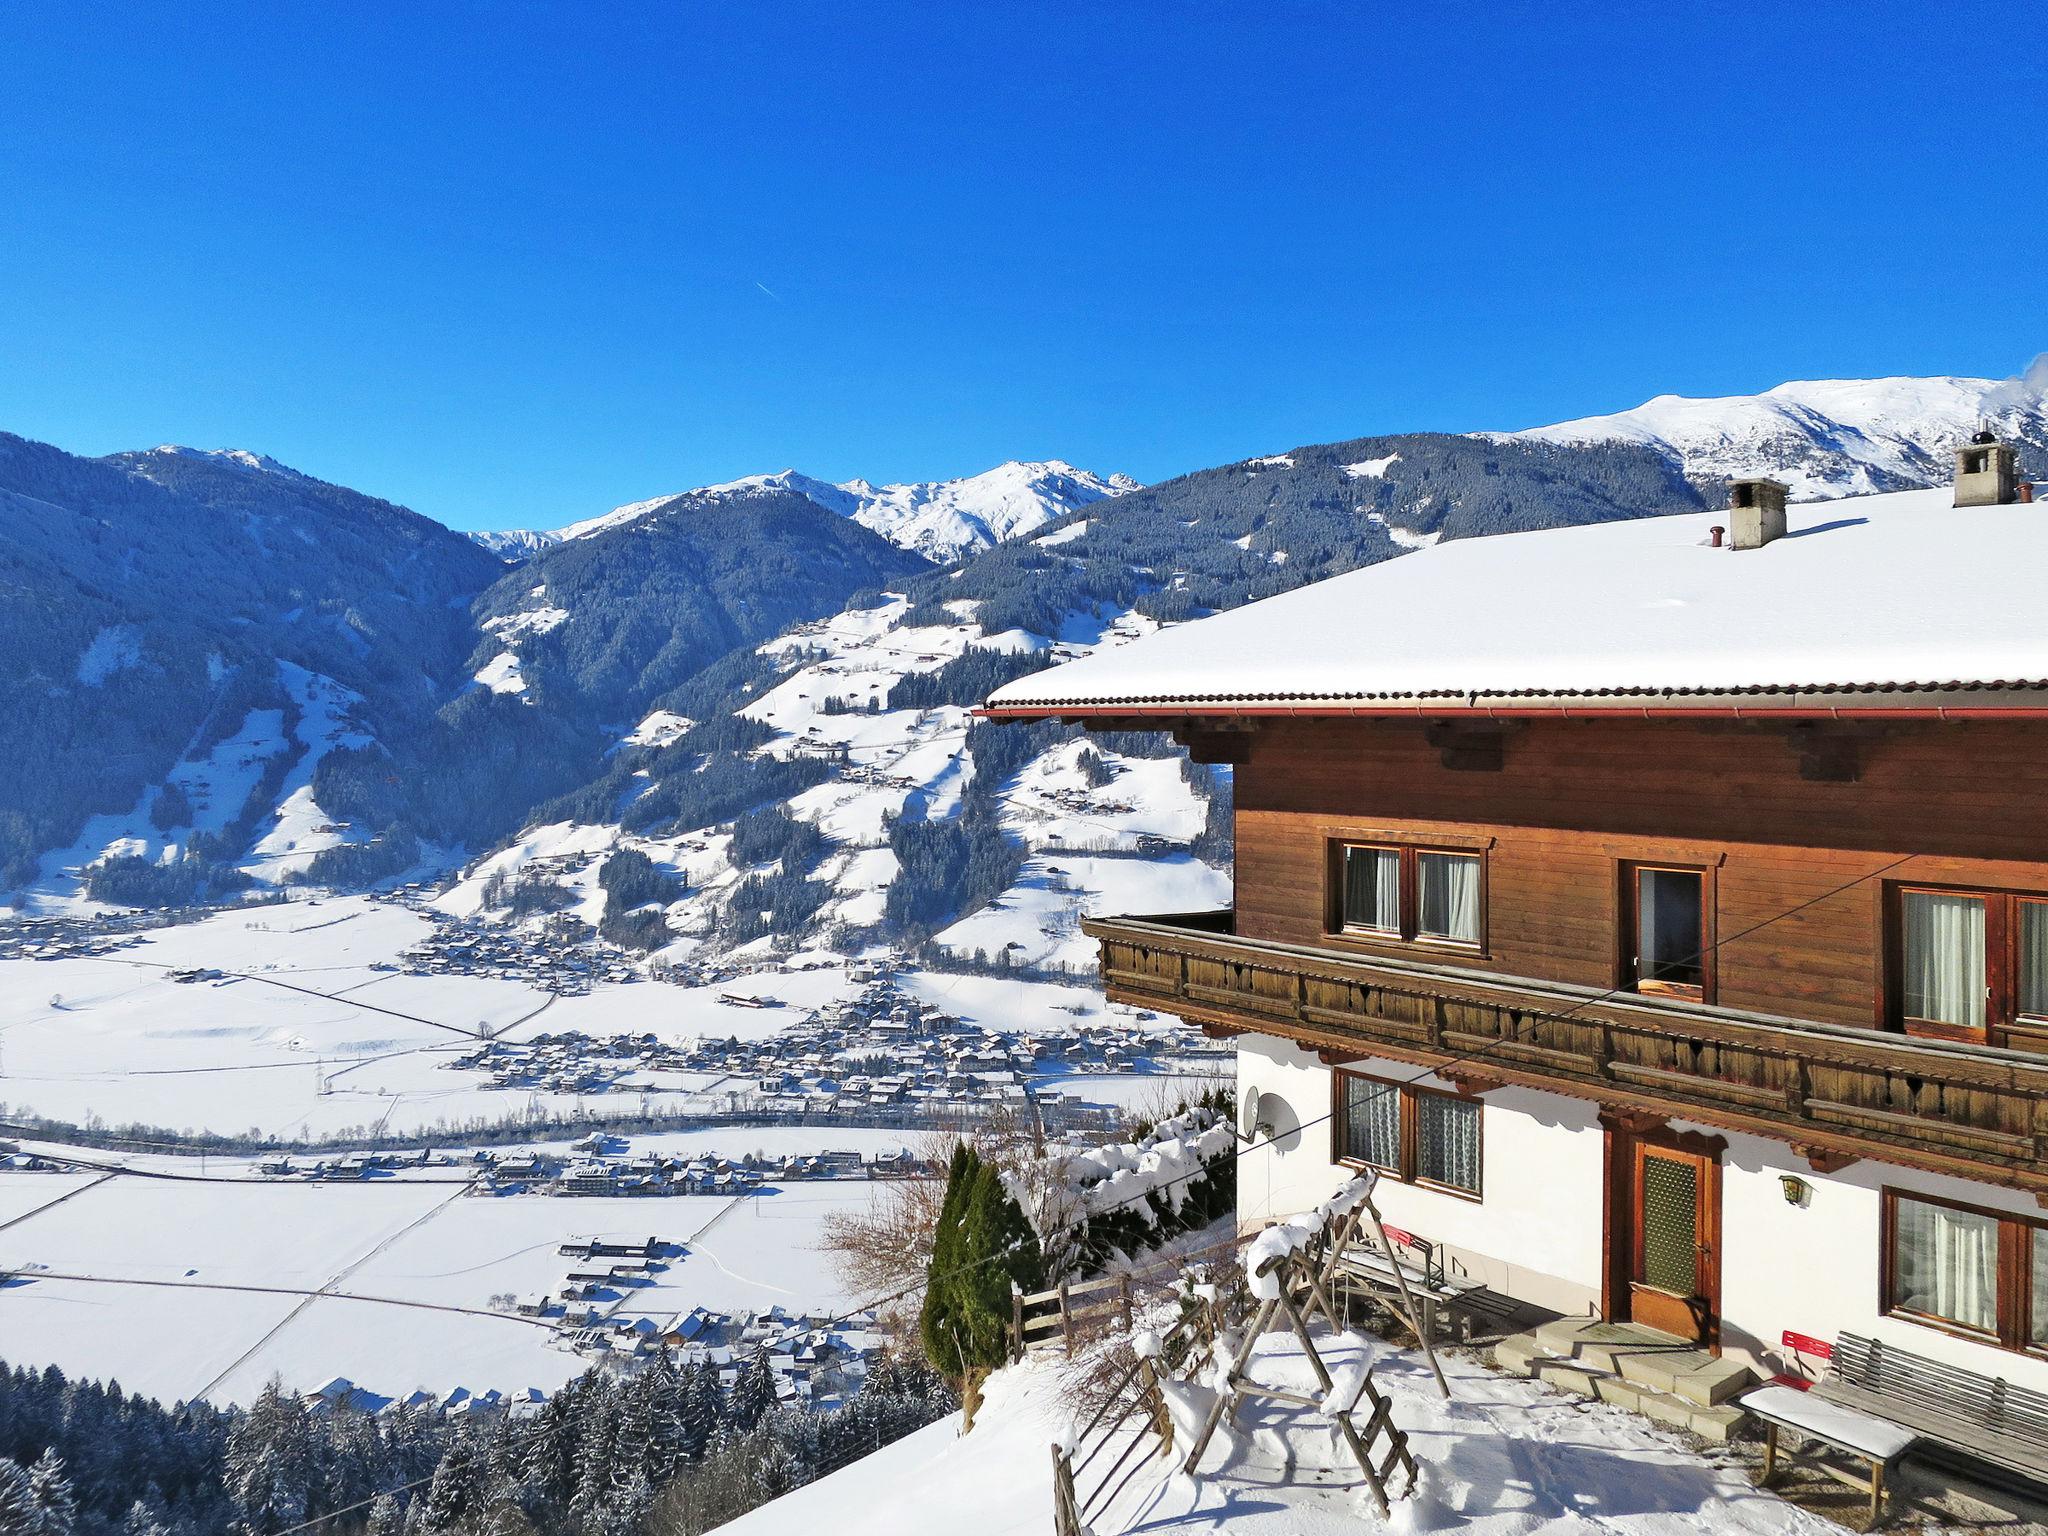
[{"x1": 981, "y1": 488, "x2": 2048, "y2": 717}]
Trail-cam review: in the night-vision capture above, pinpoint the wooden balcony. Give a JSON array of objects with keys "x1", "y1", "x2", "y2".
[{"x1": 1086, "y1": 911, "x2": 2048, "y2": 1195}]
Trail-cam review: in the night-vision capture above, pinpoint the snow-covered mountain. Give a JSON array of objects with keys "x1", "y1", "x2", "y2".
[
  {"x1": 836, "y1": 460, "x2": 1139, "y2": 560},
  {"x1": 1502, "y1": 362, "x2": 2048, "y2": 499},
  {"x1": 469, "y1": 527, "x2": 562, "y2": 560},
  {"x1": 131, "y1": 445, "x2": 312, "y2": 481},
  {"x1": 472, "y1": 460, "x2": 1138, "y2": 564}
]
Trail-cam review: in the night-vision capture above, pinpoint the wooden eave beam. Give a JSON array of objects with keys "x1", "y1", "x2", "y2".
[
  {"x1": 1422, "y1": 719, "x2": 1522, "y2": 772},
  {"x1": 1172, "y1": 719, "x2": 1259, "y2": 765}
]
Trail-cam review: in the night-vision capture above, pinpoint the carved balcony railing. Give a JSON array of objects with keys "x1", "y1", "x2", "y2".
[{"x1": 1085, "y1": 911, "x2": 2048, "y2": 1193}]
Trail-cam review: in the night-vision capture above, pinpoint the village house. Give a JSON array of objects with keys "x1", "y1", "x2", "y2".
[{"x1": 984, "y1": 439, "x2": 2048, "y2": 1405}]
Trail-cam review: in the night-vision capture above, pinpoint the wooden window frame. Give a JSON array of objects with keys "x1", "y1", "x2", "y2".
[
  {"x1": 1330, "y1": 1067, "x2": 1483, "y2": 1201},
  {"x1": 1879, "y1": 1186, "x2": 2048, "y2": 1358},
  {"x1": 1325, "y1": 840, "x2": 1488, "y2": 957},
  {"x1": 1621, "y1": 861, "x2": 1715, "y2": 1005},
  {"x1": 1885, "y1": 883, "x2": 2048, "y2": 1046}
]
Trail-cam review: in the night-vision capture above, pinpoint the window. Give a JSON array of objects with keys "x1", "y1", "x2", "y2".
[
  {"x1": 2020, "y1": 901, "x2": 2048, "y2": 1019},
  {"x1": 1337, "y1": 1073, "x2": 1400, "y2": 1171},
  {"x1": 1626, "y1": 864, "x2": 1709, "y2": 1001},
  {"x1": 1334, "y1": 1069, "x2": 1481, "y2": 1196},
  {"x1": 1414, "y1": 1091, "x2": 1481, "y2": 1192},
  {"x1": 1884, "y1": 1189, "x2": 2048, "y2": 1354},
  {"x1": 1331, "y1": 843, "x2": 1484, "y2": 949},
  {"x1": 1902, "y1": 890, "x2": 1986, "y2": 1032},
  {"x1": 1340, "y1": 846, "x2": 1401, "y2": 936},
  {"x1": 2033, "y1": 1236, "x2": 2048, "y2": 1351},
  {"x1": 1417, "y1": 852, "x2": 1482, "y2": 945},
  {"x1": 1891, "y1": 886, "x2": 2048, "y2": 1039}
]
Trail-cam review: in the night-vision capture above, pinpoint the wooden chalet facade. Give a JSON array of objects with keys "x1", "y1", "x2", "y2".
[{"x1": 982, "y1": 440, "x2": 2048, "y2": 1389}]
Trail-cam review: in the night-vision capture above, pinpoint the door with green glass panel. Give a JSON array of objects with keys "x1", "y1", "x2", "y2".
[{"x1": 1628, "y1": 1143, "x2": 1716, "y2": 1343}]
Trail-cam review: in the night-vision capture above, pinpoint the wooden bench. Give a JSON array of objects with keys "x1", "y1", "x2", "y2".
[
  {"x1": 1332, "y1": 1224, "x2": 1523, "y2": 1342},
  {"x1": 1824, "y1": 1332, "x2": 2048, "y2": 1486},
  {"x1": 1741, "y1": 1330, "x2": 2048, "y2": 1528}
]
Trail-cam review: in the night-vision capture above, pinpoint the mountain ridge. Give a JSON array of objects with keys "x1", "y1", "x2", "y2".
[
  {"x1": 472, "y1": 458, "x2": 1137, "y2": 564},
  {"x1": 1499, "y1": 365, "x2": 2048, "y2": 498}
]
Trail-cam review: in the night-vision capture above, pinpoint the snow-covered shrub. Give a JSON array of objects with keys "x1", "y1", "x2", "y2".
[{"x1": 1009, "y1": 1098, "x2": 1238, "y2": 1281}]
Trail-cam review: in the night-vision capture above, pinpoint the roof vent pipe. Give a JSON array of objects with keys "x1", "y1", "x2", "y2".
[
  {"x1": 1709, "y1": 525, "x2": 1725, "y2": 548},
  {"x1": 1726, "y1": 478, "x2": 1789, "y2": 549}
]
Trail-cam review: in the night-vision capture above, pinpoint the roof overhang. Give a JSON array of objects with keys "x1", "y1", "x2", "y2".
[{"x1": 977, "y1": 684, "x2": 2048, "y2": 726}]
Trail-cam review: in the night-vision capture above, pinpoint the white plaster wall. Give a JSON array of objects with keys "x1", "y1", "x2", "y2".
[
  {"x1": 1236, "y1": 1033, "x2": 1605, "y2": 1316},
  {"x1": 1712, "y1": 1126, "x2": 2048, "y2": 1394}
]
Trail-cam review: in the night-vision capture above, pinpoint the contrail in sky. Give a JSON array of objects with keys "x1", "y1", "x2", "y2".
[{"x1": 755, "y1": 281, "x2": 781, "y2": 301}]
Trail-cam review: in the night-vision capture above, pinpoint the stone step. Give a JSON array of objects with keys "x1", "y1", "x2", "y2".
[
  {"x1": 1526, "y1": 1316, "x2": 1754, "y2": 1405},
  {"x1": 1496, "y1": 1325, "x2": 1751, "y2": 1443},
  {"x1": 1601, "y1": 1377, "x2": 1748, "y2": 1444},
  {"x1": 1492, "y1": 1334, "x2": 1544, "y2": 1377},
  {"x1": 1617, "y1": 1346, "x2": 1754, "y2": 1407}
]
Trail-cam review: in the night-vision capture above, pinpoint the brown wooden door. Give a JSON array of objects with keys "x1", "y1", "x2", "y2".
[{"x1": 1628, "y1": 1142, "x2": 1717, "y2": 1343}]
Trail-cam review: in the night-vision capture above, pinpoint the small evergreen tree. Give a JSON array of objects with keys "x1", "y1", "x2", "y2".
[{"x1": 918, "y1": 1143, "x2": 1042, "y2": 1431}]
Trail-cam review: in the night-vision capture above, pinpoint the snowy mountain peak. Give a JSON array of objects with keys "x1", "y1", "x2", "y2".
[
  {"x1": 844, "y1": 459, "x2": 1136, "y2": 561},
  {"x1": 143, "y1": 445, "x2": 310, "y2": 480},
  {"x1": 1502, "y1": 364, "x2": 2048, "y2": 500},
  {"x1": 478, "y1": 458, "x2": 1140, "y2": 564}
]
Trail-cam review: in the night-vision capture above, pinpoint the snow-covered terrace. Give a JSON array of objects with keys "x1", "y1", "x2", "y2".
[
  {"x1": 982, "y1": 488, "x2": 2048, "y2": 717},
  {"x1": 721, "y1": 1327, "x2": 1848, "y2": 1536}
]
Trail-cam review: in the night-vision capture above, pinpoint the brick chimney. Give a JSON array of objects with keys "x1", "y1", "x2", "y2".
[
  {"x1": 1954, "y1": 430, "x2": 2020, "y2": 507},
  {"x1": 1726, "y1": 478, "x2": 1789, "y2": 550}
]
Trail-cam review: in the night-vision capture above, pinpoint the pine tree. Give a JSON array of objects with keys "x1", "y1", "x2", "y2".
[
  {"x1": 0, "y1": 1458, "x2": 37, "y2": 1536},
  {"x1": 918, "y1": 1142, "x2": 1043, "y2": 1431},
  {"x1": 638, "y1": 1352, "x2": 689, "y2": 1483},
  {"x1": 517, "y1": 1391, "x2": 579, "y2": 1515},
  {"x1": 417, "y1": 1430, "x2": 482, "y2": 1533},
  {"x1": 676, "y1": 1363, "x2": 718, "y2": 1463},
  {"x1": 726, "y1": 1351, "x2": 774, "y2": 1433},
  {"x1": 362, "y1": 1492, "x2": 404, "y2": 1536},
  {"x1": 25, "y1": 1451, "x2": 74, "y2": 1536},
  {"x1": 224, "y1": 1383, "x2": 318, "y2": 1535}
]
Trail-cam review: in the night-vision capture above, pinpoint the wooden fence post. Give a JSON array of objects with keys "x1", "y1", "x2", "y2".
[
  {"x1": 1011, "y1": 1283, "x2": 1025, "y2": 1363},
  {"x1": 1059, "y1": 1279, "x2": 1073, "y2": 1357},
  {"x1": 1118, "y1": 1274, "x2": 1133, "y2": 1330},
  {"x1": 1051, "y1": 1444, "x2": 1079, "y2": 1536}
]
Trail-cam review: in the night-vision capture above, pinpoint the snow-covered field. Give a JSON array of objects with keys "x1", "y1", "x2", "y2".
[{"x1": 0, "y1": 1168, "x2": 879, "y2": 1408}]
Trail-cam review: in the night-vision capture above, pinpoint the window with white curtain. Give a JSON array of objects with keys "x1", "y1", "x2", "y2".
[
  {"x1": 1883, "y1": 1190, "x2": 2048, "y2": 1354},
  {"x1": 1333, "y1": 842, "x2": 1485, "y2": 949},
  {"x1": 1335, "y1": 1069, "x2": 1483, "y2": 1198},
  {"x1": 2022, "y1": 902, "x2": 2048, "y2": 1020},
  {"x1": 1417, "y1": 852, "x2": 1482, "y2": 945},
  {"x1": 1891, "y1": 1194, "x2": 2000, "y2": 1334},
  {"x1": 1341, "y1": 846, "x2": 1402, "y2": 935},
  {"x1": 1414, "y1": 1092, "x2": 1481, "y2": 1193},
  {"x1": 1338, "y1": 1074, "x2": 1400, "y2": 1170},
  {"x1": 2033, "y1": 1231, "x2": 2048, "y2": 1350},
  {"x1": 1902, "y1": 891, "x2": 1987, "y2": 1030}
]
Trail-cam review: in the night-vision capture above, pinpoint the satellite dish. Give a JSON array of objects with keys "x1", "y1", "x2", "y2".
[{"x1": 1240, "y1": 1087, "x2": 1265, "y2": 1142}]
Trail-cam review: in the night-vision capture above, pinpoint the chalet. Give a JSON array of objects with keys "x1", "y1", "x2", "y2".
[{"x1": 983, "y1": 441, "x2": 2048, "y2": 1396}]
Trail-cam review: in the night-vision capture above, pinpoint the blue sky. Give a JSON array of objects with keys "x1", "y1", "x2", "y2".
[{"x1": 1, "y1": 2, "x2": 2040, "y2": 531}]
